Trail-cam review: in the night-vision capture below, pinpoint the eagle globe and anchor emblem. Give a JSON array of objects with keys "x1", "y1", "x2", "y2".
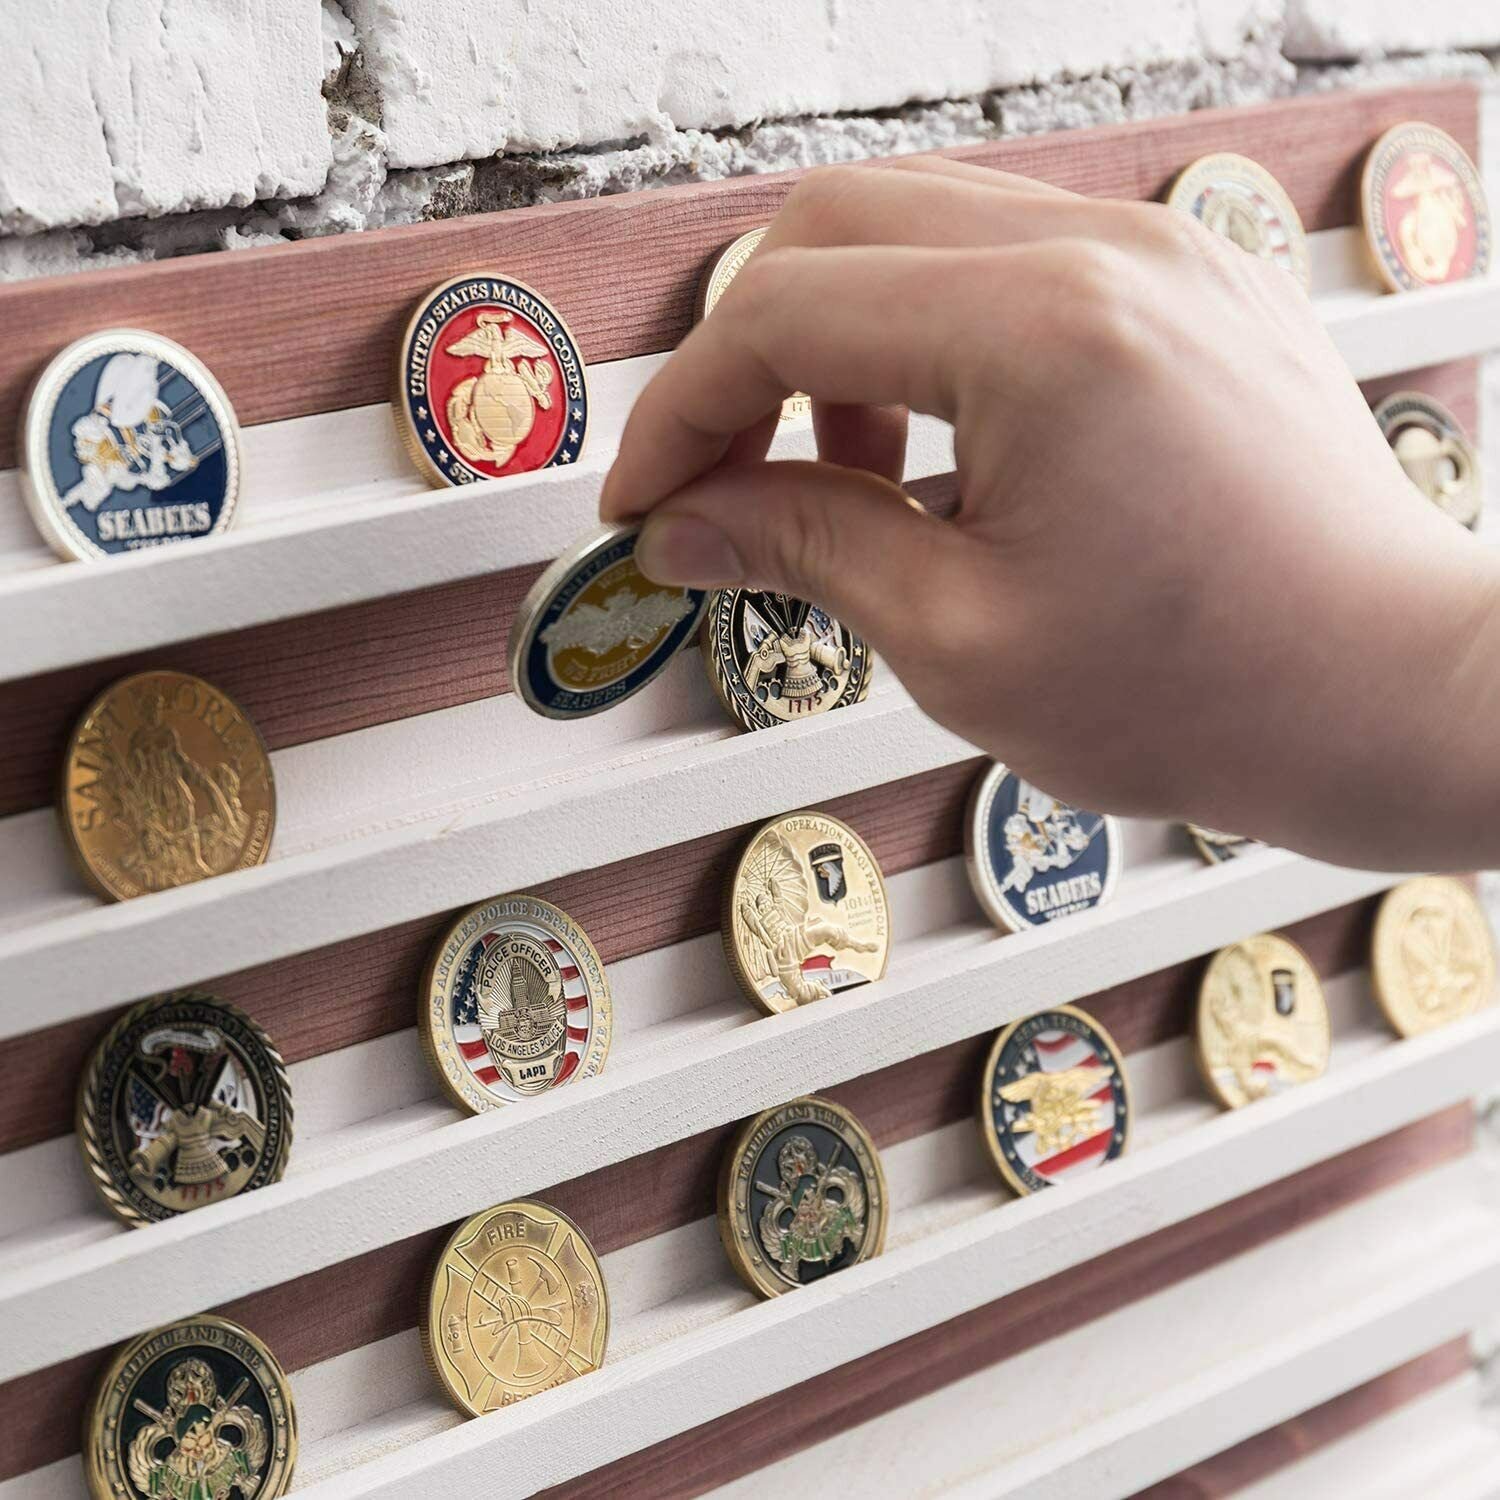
[{"x1": 441, "y1": 309, "x2": 555, "y2": 469}]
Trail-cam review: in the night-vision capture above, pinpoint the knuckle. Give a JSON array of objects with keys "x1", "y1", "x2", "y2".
[
  {"x1": 777, "y1": 165, "x2": 879, "y2": 244},
  {"x1": 1050, "y1": 242, "x2": 1162, "y2": 374}
]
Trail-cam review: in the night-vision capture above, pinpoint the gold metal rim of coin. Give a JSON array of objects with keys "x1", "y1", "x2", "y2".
[
  {"x1": 1185, "y1": 823, "x2": 1258, "y2": 866},
  {"x1": 85, "y1": 1314, "x2": 298, "y2": 1500},
  {"x1": 1166, "y1": 152, "x2": 1311, "y2": 290},
  {"x1": 423, "y1": 1198, "x2": 609, "y2": 1416},
  {"x1": 721, "y1": 808, "x2": 891, "y2": 1015},
  {"x1": 76, "y1": 990, "x2": 294, "y2": 1227},
  {"x1": 1372, "y1": 390, "x2": 1482, "y2": 528},
  {"x1": 716, "y1": 1093, "x2": 889, "y2": 1299},
  {"x1": 1370, "y1": 876, "x2": 1497, "y2": 1038},
  {"x1": 418, "y1": 892, "x2": 613, "y2": 1114},
  {"x1": 1194, "y1": 933, "x2": 1331, "y2": 1111},
  {"x1": 58, "y1": 669, "x2": 276, "y2": 902}
]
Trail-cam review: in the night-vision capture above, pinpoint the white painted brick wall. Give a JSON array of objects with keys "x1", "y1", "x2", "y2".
[{"x1": 1286, "y1": 1, "x2": 1500, "y2": 61}]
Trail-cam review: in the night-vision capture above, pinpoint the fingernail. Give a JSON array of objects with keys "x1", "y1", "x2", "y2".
[{"x1": 636, "y1": 514, "x2": 746, "y2": 587}]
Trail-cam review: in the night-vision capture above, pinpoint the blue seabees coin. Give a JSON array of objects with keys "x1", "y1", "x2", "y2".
[
  {"x1": 21, "y1": 329, "x2": 241, "y2": 562},
  {"x1": 965, "y1": 762, "x2": 1120, "y2": 932},
  {"x1": 509, "y1": 526, "x2": 708, "y2": 718}
]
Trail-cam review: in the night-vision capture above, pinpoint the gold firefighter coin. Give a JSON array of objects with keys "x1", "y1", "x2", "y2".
[
  {"x1": 724, "y1": 809, "x2": 890, "y2": 1014},
  {"x1": 1186, "y1": 823, "x2": 1260, "y2": 865},
  {"x1": 1196, "y1": 934, "x2": 1330, "y2": 1109},
  {"x1": 1371, "y1": 876, "x2": 1496, "y2": 1037},
  {"x1": 78, "y1": 991, "x2": 293, "y2": 1227},
  {"x1": 698, "y1": 227, "x2": 811, "y2": 421},
  {"x1": 1373, "y1": 391, "x2": 1482, "y2": 529},
  {"x1": 424, "y1": 1199, "x2": 608, "y2": 1415},
  {"x1": 85, "y1": 1315, "x2": 297, "y2": 1500},
  {"x1": 718, "y1": 1094, "x2": 888, "y2": 1299},
  {"x1": 59, "y1": 670, "x2": 274, "y2": 901},
  {"x1": 1166, "y1": 153, "x2": 1311, "y2": 290}
]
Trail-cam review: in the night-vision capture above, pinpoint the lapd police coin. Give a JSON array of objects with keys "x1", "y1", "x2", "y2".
[
  {"x1": 20, "y1": 329, "x2": 241, "y2": 562},
  {"x1": 1361, "y1": 122, "x2": 1491, "y2": 292},
  {"x1": 965, "y1": 762, "x2": 1120, "y2": 932},
  {"x1": 60, "y1": 670, "x2": 275, "y2": 901},
  {"x1": 85, "y1": 1315, "x2": 297, "y2": 1500},
  {"x1": 421, "y1": 894, "x2": 612, "y2": 1113},
  {"x1": 718, "y1": 1094, "x2": 887, "y2": 1299},
  {"x1": 424, "y1": 1199, "x2": 608, "y2": 1415},
  {"x1": 1166, "y1": 153, "x2": 1311, "y2": 289},
  {"x1": 1374, "y1": 391, "x2": 1482, "y2": 529},
  {"x1": 396, "y1": 272, "x2": 590, "y2": 487},
  {"x1": 78, "y1": 991, "x2": 292, "y2": 1227},
  {"x1": 1196, "y1": 934, "x2": 1330, "y2": 1109},
  {"x1": 725, "y1": 810, "x2": 890, "y2": 1015},
  {"x1": 509, "y1": 524, "x2": 708, "y2": 718},
  {"x1": 1371, "y1": 876, "x2": 1496, "y2": 1037},
  {"x1": 1186, "y1": 824, "x2": 1261, "y2": 866},
  {"x1": 979, "y1": 1006, "x2": 1129, "y2": 1195},
  {"x1": 702, "y1": 588, "x2": 872, "y2": 731}
]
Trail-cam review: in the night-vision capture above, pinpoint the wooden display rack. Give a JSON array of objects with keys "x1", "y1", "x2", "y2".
[{"x1": 1, "y1": 81, "x2": 1498, "y2": 1500}]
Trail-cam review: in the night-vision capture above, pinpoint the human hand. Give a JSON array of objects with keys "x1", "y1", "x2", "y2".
[{"x1": 599, "y1": 158, "x2": 1500, "y2": 870}]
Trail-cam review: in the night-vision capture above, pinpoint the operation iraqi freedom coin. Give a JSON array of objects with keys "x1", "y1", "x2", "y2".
[
  {"x1": 424, "y1": 1199, "x2": 608, "y2": 1415},
  {"x1": 702, "y1": 588, "x2": 872, "y2": 731},
  {"x1": 508, "y1": 524, "x2": 708, "y2": 718},
  {"x1": 78, "y1": 991, "x2": 292, "y2": 1227},
  {"x1": 420, "y1": 894, "x2": 612, "y2": 1113},
  {"x1": 1374, "y1": 391, "x2": 1482, "y2": 529},
  {"x1": 724, "y1": 809, "x2": 890, "y2": 1015},
  {"x1": 395, "y1": 272, "x2": 589, "y2": 487},
  {"x1": 965, "y1": 762, "x2": 1120, "y2": 933},
  {"x1": 1371, "y1": 877, "x2": 1496, "y2": 1037},
  {"x1": 1166, "y1": 153, "x2": 1311, "y2": 289},
  {"x1": 978, "y1": 1005, "x2": 1129, "y2": 1196},
  {"x1": 85, "y1": 1315, "x2": 296, "y2": 1500},
  {"x1": 1360, "y1": 122, "x2": 1491, "y2": 293},
  {"x1": 718, "y1": 1094, "x2": 887, "y2": 1299},
  {"x1": 1186, "y1": 823, "x2": 1261, "y2": 866},
  {"x1": 20, "y1": 328, "x2": 241, "y2": 562},
  {"x1": 1196, "y1": 934, "x2": 1330, "y2": 1110}
]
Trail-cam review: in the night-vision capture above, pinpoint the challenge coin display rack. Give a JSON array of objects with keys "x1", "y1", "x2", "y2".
[{"x1": 2, "y1": 81, "x2": 1500, "y2": 1500}]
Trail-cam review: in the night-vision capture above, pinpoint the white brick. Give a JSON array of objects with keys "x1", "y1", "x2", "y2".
[
  {"x1": 0, "y1": 0, "x2": 332, "y2": 235},
  {"x1": 1285, "y1": 1, "x2": 1500, "y2": 60}
]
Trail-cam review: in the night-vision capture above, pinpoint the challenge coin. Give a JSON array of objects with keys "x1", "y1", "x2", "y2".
[
  {"x1": 509, "y1": 524, "x2": 708, "y2": 718},
  {"x1": 420, "y1": 893, "x2": 612, "y2": 1113},
  {"x1": 424, "y1": 1199, "x2": 608, "y2": 1415},
  {"x1": 702, "y1": 588, "x2": 872, "y2": 731},
  {"x1": 20, "y1": 329, "x2": 241, "y2": 562},
  {"x1": 965, "y1": 762, "x2": 1119, "y2": 932},
  {"x1": 85, "y1": 1315, "x2": 297, "y2": 1500},
  {"x1": 1196, "y1": 934, "x2": 1330, "y2": 1109},
  {"x1": 1361, "y1": 122, "x2": 1491, "y2": 292},
  {"x1": 1166, "y1": 153, "x2": 1311, "y2": 289},
  {"x1": 1371, "y1": 876, "x2": 1496, "y2": 1037},
  {"x1": 396, "y1": 272, "x2": 589, "y2": 487},
  {"x1": 978, "y1": 1005, "x2": 1129, "y2": 1195},
  {"x1": 59, "y1": 670, "x2": 275, "y2": 901},
  {"x1": 78, "y1": 991, "x2": 292, "y2": 1227},
  {"x1": 724, "y1": 810, "x2": 890, "y2": 1014},
  {"x1": 1186, "y1": 824, "x2": 1260, "y2": 866},
  {"x1": 718, "y1": 1094, "x2": 887, "y2": 1299},
  {"x1": 1374, "y1": 391, "x2": 1482, "y2": 529}
]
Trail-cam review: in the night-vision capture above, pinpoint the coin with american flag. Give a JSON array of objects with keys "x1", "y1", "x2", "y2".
[
  {"x1": 420, "y1": 894, "x2": 612, "y2": 1114},
  {"x1": 978, "y1": 1005, "x2": 1129, "y2": 1195}
]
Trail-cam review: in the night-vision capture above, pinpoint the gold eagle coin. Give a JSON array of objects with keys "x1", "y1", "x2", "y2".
[
  {"x1": 1371, "y1": 877, "x2": 1496, "y2": 1037},
  {"x1": 424, "y1": 1200, "x2": 608, "y2": 1416}
]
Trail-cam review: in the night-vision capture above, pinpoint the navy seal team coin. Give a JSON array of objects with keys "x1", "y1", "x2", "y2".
[
  {"x1": 978, "y1": 1006, "x2": 1129, "y2": 1195},
  {"x1": 965, "y1": 763, "x2": 1120, "y2": 932},
  {"x1": 1187, "y1": 824, "x2": 1261, "y2": 866},
  {"x1": 703, "y1": 588, "x2": 872, "y2": 731},
  {"x1": 396, "y1": 272, "x2": 589, "y2": 487},
  {"x1": 85, "y1": 1315, "x2": 297, "y2": 1500},
  {"x1": 420, "y1": 894, "x2": 612, "y2": 1113},
  {"x1": 20, "y1": 329, "x2": 241, "y2": 562},
  {"x1": 1374, "y1": 391, "x2": 1482, "y2": 529},
  {"x1": 718, "y1": 1094, "x2": 887, "y2": 1299},
  {"x1": 509, "y1": 525, "x2": 708, "y2": 718},
  {"x1": 1167, "y1": 153, "x2": 1311, "y2": 289},
  {"x1": 77, "y1": 991, "x2": 292, "y2": 1227}
]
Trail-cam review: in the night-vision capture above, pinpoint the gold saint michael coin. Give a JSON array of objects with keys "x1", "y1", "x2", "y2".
[
  {"x1": 60, "y1": 670, "x2": 274, "y2": 901},
  {"x1": 1196, "y1": 934, "x2": 1330, "y2": 1109},
  {"x1": 424, "y1": 1199, "x2": 608, "y2": 1416},
  {"x1": 724, "y1": 809, "x2": 890, "y2": 1014},
  {"x1": 1371, "y1": 877, "x2": 1496, "y2": 1037}
]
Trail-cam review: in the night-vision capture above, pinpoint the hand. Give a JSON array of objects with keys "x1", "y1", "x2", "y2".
[{"x1": 599, "y1": 159, "x2": 1500, "y2": 871}]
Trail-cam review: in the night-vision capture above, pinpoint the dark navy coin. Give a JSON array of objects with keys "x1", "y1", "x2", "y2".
[{"x1": 1187, "y1": 824, "x2": 1261, "y2": 866}]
